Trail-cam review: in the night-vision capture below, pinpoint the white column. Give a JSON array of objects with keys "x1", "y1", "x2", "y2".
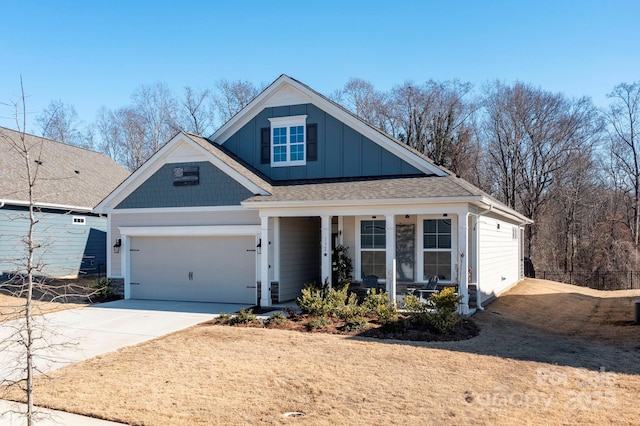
[
  {"x1": 457, "y1": 213, "x2": 469, "y2": 314},
  {"x1": 321, "y1": 215, "x2": 332, "y2": 288},
  {"x1": 123, "y1": 235, "x2": 130, "y2": 300},
  {"x1": 260, "y1": 215, "x2": 271, "y2": 307},
  {"x1": 385, "y1": 214, "x2": 396, "y2": 302}
]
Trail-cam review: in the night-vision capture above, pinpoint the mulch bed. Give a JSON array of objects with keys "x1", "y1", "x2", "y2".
[{"x1": 207, "y1": 312, "x2": 480, "y2": 342}]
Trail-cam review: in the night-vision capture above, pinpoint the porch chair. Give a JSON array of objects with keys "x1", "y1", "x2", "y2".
[
  {"x1": 362, "y1": 275, "x2": 382, "y2": 292},
  {"x1": 417, "y1": 275, "x2": 440, "y2": 300}
]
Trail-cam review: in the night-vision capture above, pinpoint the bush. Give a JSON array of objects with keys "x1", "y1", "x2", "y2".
[
  {"x1": 362, "y1": 288, "x2": 398, "y2": 321},
  {"x1": 89, "y1": 277, "x2": 115, "y2": 301},
  {"x1": 403, "y1": 287, "x2": 462, "y2": 334},
  {"x1": 231, "y1": 309, "x2": 257, "y2": 325},
  {"x1": 429, "y1": 287, "x2": 462, "y2": 334},
  {"x1": 267, "y1": 311, "x2": 287, "y2": 326},
  {"x1": 307, "y1": 316, "x2": 330, "y2": 331},
  {"x1": 296, "y1": 284, "x2": 327, "y2": 316},
  {"x1": 342, "y1": 315, "x2": 368, "y2": 332},
  {"x1": 215, "y1": 312, "x2": 232, "y2": 324}
]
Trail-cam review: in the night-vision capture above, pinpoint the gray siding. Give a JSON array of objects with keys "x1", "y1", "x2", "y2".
[
  {"x1": 0, "y1": 205, "x2": 107, "y2": 278},
  {"x1": 116, "y1": 161, "x2": 254, "y2": 209},
  {"x1": 278, "y1": 217, "x2": 321, "y2": 301},
  {"x1": 222, "y1": 103, "x2": 423, "y2": 181}
]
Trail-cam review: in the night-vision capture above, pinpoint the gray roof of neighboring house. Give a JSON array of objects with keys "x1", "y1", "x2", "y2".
[{"x1": 0, "y1": 127, "x2": 130, "y2": 209}]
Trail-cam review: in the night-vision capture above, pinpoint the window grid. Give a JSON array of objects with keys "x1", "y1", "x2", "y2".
[
  {"x1": 360, "y1": 220, "x2": 386, "y2": 278},
  {"x1": 423, "y1": 219, "x2": 451, "y2": 280}
]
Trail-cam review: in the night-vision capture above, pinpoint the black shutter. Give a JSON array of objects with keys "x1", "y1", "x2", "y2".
[
  {"x1": 260, "y1": 127, "x2": 270, "y2": 164},
  {"x1": 307, "y1": 123, "x2": 317, "y2": 161}
]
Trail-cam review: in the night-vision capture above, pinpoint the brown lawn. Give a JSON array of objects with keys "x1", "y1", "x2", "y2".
[
  {"x1": 5, "y1": 278, "x2": 640, "y2": 425},
  {"x1": 0, "y1": 293, "x2": 85, "y2": 322}
]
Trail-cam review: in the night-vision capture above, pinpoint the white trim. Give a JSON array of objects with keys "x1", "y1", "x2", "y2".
[
  {"x1": 211, "y1": 75, "x2": 446, "y2": 177},
  {"x1": 244, "y1": 196, "x2": 484, "y2": 209},
  {"x1": 0, "y1": 198, "x2": 94, "y2": 212},
  {"x1": 118, "y1": 225, "x2": 261, "y2": 237},
  {"x1": 269, "y1": 115, "x2": 308, "y2": 167},
  {"x1": 94, "y1": 133, "x2": 269, "y2": 213}
]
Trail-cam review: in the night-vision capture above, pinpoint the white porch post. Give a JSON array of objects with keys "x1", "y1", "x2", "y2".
[
  {"x1": 385, "y1": 214, "x2": 397, "y2": 303},
  {"x1": 458, "y1": 213, "x2": 469, "y2": 314},
  {"x1": 122, "y1": 235, "x2": 130, "y2": 300},
  {"x1": 260, "y1": 215, "x2": 271, "y2": 307},
  {"x1": 321, "y1": 215, "x2": 332, "y2": 288}
]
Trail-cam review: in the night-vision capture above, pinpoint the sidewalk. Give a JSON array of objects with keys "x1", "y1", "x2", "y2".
[{"x1": 0, "y1": 400, "x2": 126, "y2": 425}]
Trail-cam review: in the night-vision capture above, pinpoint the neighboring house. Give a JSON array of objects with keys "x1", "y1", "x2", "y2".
[
  {"x1": 95, "y1": 75, "x2": 532, "y2": 314},
  {"x1": 0, "y1": 127, "x2": 130, "y2": 279}
]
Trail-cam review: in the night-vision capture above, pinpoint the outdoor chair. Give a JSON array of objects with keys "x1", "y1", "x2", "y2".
[
  {"x1": 362, "y1": 275, "x2": 382, "y2": 292},
  {"x1": 417, "y1": 275, "x2": 440, "y2": 300}
]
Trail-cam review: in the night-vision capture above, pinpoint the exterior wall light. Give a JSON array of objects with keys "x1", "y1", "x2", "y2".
[{"x1": 113, "y1": 238, "x2": 122, "y2": 253}]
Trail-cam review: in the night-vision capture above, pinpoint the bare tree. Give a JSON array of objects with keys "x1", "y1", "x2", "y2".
[
  {"x1": 177, "y1": 86, "x2": 215, "y2": 136},
  {"x1": 605, "y1": 81, "x2": 640, "y2": 246},
  {"x1": 131, "y1": 82, "x2": 179, "y2": 154},
  {"x1": 482, "y1": 81, "x2": 603, "y2": 258},
  {"x1": 213, "y1": 79, "x2": 262, "y2": 124},
  {"x1": 35, "y1": 100, "x2": 92, "y2": 149}
]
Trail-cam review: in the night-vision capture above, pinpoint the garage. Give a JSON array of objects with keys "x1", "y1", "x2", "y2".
[{"x1": 128, "y1": 235, "x2": 257, "y2": 304}]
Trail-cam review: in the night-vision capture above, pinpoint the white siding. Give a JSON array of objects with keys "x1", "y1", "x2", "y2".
[
  {"x1": 109, "y1": 208, "x2": 260, "y2": 276},
  {"x1": 477, "y1": 213, "x2": 521, "y2": 305},
  {"x1": 278, "y1": 217, "x2": 320, "y2": 301}
]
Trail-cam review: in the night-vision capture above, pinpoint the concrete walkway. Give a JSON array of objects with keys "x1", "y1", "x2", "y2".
[
  {"x1": 1, "y1": 299, "x2": 253, "y2": 425},
  {"x1": 0, "y1": 400, "x2": 126, "y2": 425}
]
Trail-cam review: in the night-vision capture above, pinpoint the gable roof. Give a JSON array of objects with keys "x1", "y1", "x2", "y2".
[
  {"x1": 94, "y1": 132, "x2": 272, "y2": 212},
  {"x1": 210, "y1": 74, "x2": 448, "y2": 178},
  {"x1": 0, "y1": 127, "x2": 130, "y2": 211}
]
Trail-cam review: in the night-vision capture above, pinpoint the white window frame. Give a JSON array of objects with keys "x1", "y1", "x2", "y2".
[
  {"x1": 416, "y1": 215, "x2": 457, "y2": 282},
  {"x1": 72, "y1": 216, "x2": 86, "y2": 225},
  {"x1": 268, "y1": 115, "x2": 307, "y2": 167},
  {"x1": 356, "y1": 217, "x2": 386, "y2": 281}
]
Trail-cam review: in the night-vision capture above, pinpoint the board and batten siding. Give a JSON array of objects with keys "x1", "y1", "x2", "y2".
[
  {"x1": 108, "y1": 208, "x2": 260, "y2": 277},
  {"x1": 477, "y1": 214, "x2": 521, "y2": 305},
  {"x1": 278, "y1": 217, "x2": 321, "y2": 301},
  {"x1": 116, "y1": 161, "x2": 255, "y2": 209},
  {"x1": 222, "y1": 103, "x2": 423, "y2": 181},
  {"x1": 0, "y1": 205, "x2": 107, "y2": 278}
]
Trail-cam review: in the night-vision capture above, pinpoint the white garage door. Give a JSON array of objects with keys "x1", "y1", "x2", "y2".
[{"x1": 129, "y1": 235, "x2": 257, "y2": 304}]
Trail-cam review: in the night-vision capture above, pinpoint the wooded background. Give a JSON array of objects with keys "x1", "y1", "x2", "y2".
[{"x1": 20, "y1": 77, "x2": 640, "y2": 279}]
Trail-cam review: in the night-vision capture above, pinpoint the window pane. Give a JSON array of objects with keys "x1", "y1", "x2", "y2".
[
  {"x1": 424, "y1": 220, "x2": 437, "y2": 233},
  {"x1": 438, "y1": 234, "x2": 451, "y2": 248},
  {"x1": 290, "y1": 125, "x2": 304, "y2": 143},
  {"x1": 362, "y1": 250, "x2": 386, "y2": 278},
  {"x1": 438, "y1": 219, "x2": 451, "y2": 233},
  {"x1": 424, "y1": 235, "x2": 436, "y2": 249},
  {"x1": 273, "y1": 146, "x2": 287, "y2": 162},
  {"x1": 273, "y1": 127, "x2": 287, "y2": 145},
  {"x1": 423, "y1": 251, "x2": 451, "y2": 280},
  {"x1": 361, "y1": 235, "x2": 373, "y2": 248},
  {"x1": 373, "y1": 235, "x2": 386, "y2": 249}
]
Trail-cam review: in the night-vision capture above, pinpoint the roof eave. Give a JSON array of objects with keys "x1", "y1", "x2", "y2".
[{"x1": 0, "y1": 198, "x2": 95, "y2": 213}]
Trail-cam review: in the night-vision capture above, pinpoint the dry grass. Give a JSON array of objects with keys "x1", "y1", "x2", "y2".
[
  {"x1": 0, "y1": 293, "x2": 85, "y2": 322},
  {"x1": 6, "y1": 279, "x2": 640, "y2": 425}
]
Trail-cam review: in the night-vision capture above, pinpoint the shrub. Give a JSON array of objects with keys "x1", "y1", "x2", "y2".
[
  {"x1": 307, "y1": 316, "x2": 330, "y2": 331},
  {"x1": 231, "y1": 309, "x2": 257, "y2": 325},
  {"x1": 89, "y1": 277, "x2": 115, "y2": 301},
  {"x1": 363, "y1": 288, "x2": 397, "y2": 321},
  {"x1": 336, "y1": 292, "x2": 366, "y2": 322},
  {"x1": 403, "y1": 288, "x2": 462, "y2": 334},
  {"x1": 282, "y1": 306, "x2": 301, "y2": 320},
  {"x1": 267, "y1": 311, "x2": 287, "y2": 326},
  {"x1": 429, "y1": 287, "x2": 462, "y2": 334},
  {"x1": 296, "y1": 284, "x2": 327, "y2": 316},
  {"x1": 333, "y1": 244, "x2": 353, "y2": 290},
  {"x1": 343, "y1": 315, "x2": 368, "y2": 332}
]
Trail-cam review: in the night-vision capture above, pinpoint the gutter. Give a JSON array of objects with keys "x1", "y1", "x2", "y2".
[
  {"x1": 0, "y1": 199, "x2": 94, "y2": 213},
  {"x1": 0, "y1": 200, "x2": 4, "y2": 208}
]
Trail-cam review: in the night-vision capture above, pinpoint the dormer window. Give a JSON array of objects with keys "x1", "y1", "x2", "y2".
[{"x1": 268, "y1": 115, "x2": 307, "y2": 167}]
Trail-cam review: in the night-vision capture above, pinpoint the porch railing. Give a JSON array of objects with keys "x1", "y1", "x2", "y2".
[{"x1": 538, "y1": 271, "x2": 640, "y2": 291}]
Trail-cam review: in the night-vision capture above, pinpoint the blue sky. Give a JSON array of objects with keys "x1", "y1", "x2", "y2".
[{"x1": 1, "y1": 0, "x2": 639, "y2": 130}]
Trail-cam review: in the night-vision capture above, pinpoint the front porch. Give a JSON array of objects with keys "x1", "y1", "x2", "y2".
[{"x1": 256, "y1": 208, "x2": 482, "y2": 315}]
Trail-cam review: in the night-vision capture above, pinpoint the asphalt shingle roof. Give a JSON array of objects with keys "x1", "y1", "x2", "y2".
[{"x1": 0, "y1": 127, "x2": 130, "y2": 209}]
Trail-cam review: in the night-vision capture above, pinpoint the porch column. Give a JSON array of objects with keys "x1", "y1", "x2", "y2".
[
  {"x1": 122, "y1": 235, "x2": 130, "y2": 299},
  {"x1": 457, "y1": 213, "x2": 469, "y2": 314},
  {"x1": 260, "y1": 215, "x2": 271, "y2": 307},
  {"x1": 321, "y1": 215, "x2": 332, "y2": 288},
  {"x1": 385, "y1": 214, "x2": 397, "y2": 303}
]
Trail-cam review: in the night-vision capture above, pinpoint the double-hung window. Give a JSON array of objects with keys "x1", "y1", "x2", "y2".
[
  {"x1": 360, "y1": 219, "x2": 386, "y2": 278},
  {"x1": 423, "y1": 219, "x2": 452, "y2": 280},
  {"x1": 268, "y1": 115, "x2": 307, "y2": 166}
]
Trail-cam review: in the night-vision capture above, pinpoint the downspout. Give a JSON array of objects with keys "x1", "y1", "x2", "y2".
[{"x1": 474, "y1": 204, "x2": 493, "y2": 311}]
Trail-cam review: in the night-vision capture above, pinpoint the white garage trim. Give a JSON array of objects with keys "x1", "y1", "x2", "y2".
[{"x1": 119, "y1": 225, "x2": 260, "y2": 237}]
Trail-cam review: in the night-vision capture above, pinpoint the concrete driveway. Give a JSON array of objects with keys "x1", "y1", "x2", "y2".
[{"x1": 0, "y1": 299, "x2": 253, "y2": 382}]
